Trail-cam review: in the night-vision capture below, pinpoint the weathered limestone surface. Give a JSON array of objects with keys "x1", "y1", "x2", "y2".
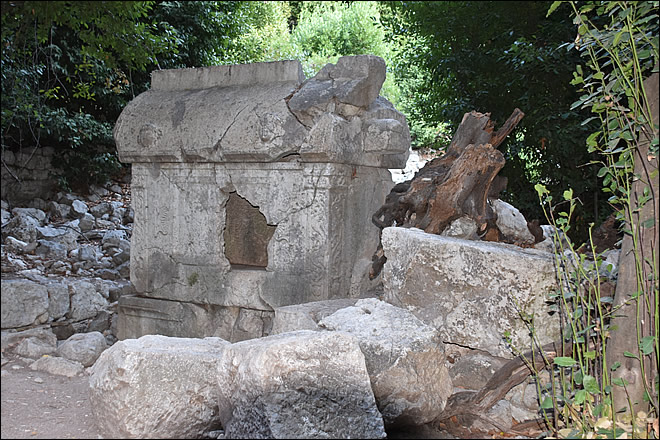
[
  {"x1": 318, "y1": 298, "x2": 453, "y2": 427},
  {"x1": 118, "y1": 296, "x2": 273, "y2": 342},
  {"x1": 491, "y1": 199, "x2": 535, "y2": 244},
  {"x1": 1, "y1": 279, "x2": 49, "y2": 328},
  {"x1": 216, "y1": 330, "x2": 386, "y2": 439},
  {"x1": 88, "y1": 335, "x2": 229, "y2": 439},
  {"x1": 56, "y1": 331, "x2": 108, "y2": 367},
  {"x1": 271, "y1": 298, "x2": 360, "y2": 334},
  {"x1": 114, "y1": 56, "x2": 410, "y2": 341},
  {"x1": 382, "y1": 227, "x2": 559, "y2": 358}
]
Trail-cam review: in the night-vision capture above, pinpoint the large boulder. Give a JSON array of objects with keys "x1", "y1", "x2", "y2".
[
  {"x1": 216, "y1": 330, "x2": 386, "y2": 439},
  {"x1": 1, "y1": 279, "x2": 49, "y2": 328},
  {"x1": 57, "y1": 331, "x2": 108, "y2": 367},
  {"x1": 382, "y1": 227, "x2": 560, "y2": 358},
  {"x1": 318, "y1": 298, "x2": 453, "y2": 427},
  {"x1": 88, "y1": 335, "x2": 229, "y2": 439}
]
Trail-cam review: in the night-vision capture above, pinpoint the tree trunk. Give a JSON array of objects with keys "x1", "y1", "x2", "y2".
[
  {"x1": 370, "y1": 109, "x2": 524, "y2": 278},
  {"x1": 606, "y1": 72, "x2": 659, "y2": 416}
]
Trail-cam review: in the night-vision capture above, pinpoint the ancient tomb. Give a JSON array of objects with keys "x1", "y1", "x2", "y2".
[{"x1": 113, "y1": 56, "x2": 410, "y2": 342}]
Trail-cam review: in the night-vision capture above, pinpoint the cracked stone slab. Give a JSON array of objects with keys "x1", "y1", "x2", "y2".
[
  {"x1": 216, "y1": 330, "x2": 386, "y2": 439},
  {"x1": 381, "y1": 227, "x2": 560, "y2": 358}
]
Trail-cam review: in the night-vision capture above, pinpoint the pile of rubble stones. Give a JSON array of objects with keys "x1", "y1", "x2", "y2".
[{"x1": 1, "y1": 179, "x2": 134, "y2": 374}]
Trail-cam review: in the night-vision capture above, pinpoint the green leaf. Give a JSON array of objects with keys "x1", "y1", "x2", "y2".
[
  {"x1": 540, "y1": 396, "x2": 554, "y2": 409},
  {"x1": 574, "y1": 389, "x2": 588, "y2": 404},
  {"x1": 597, "y1": 166, "x2": 609, "y2": 177},
  {"x1": 583, "y1": 374, "x2": 600, "y2": 394},
  {"x1": 612, "y1": 377, "x2": 628, "y2": 387},
  {"x1": 640, "y1": 336, "x2": 655, "y2": 355},
  {"x1": 554, "y1": 356, "x2": 577, "y2": 367},
  {"x1": 563, "y1": 189, "x2": 573, "y2": 200},
  {"x1": 547, "y1": 1, "x2": 562, "y2": 17},
  {"x1": 623, "y1": 351, "x2": 638, "y2": 358}
]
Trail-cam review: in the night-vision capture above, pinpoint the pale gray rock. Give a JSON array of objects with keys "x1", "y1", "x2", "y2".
[
  {"x1": 1, "y1": 207, "x2": 10, "y2": 225},
  {"x1": 89, "y1": 184, "x2": 110, "y2": 197},
  {"x1": 57, "y1": 193, "x2": 78, "y2": 206},
  {"x1": 90, "y1": 201, "x2": 113, "y2": 218},
  {"x1": 1, "y1": 279, "x2": 49, "y2": 328},
  {"x1": 5, "y1": 236, "x2": 29, "y2": 253},
  {"x1": 491, "y1": 199, "x2": 535, "y2": 244},
  {"x1": 71, "y1": 199, "x2": 89, "y2": 218},
  {"x1": 110, "y1": 249, "x2": 130, "y2": 265},
  {"x1": 97, "y1": 268, "x2": 120, "y2": 280},
  {"x1": 78, "y1": 213, "x2": 95, "y2": 231},
  {"x1": 11, "y1": 207, "x2": 46, "y2": 223},
  {"x1": 122, "y1": 206, "x2": 134, "y2": 224},
  {"x1": 101, "y1": 229, "x2": 127, "y2": 244},
  {"x1": 93, "y1": 218, "x2": 115, "y2": 229},
  {"x1": 46, "y1": 282, "x2": 70, "y2": 320},
  {"x1": 4, "y1": 254, "x2": 28, "y2": 270},
  {"x1": 35, "y1": 239, "x2": 67, "y2": 259},
  {"x1": 69, "y1": 280, "x2": 109, "y2": 321},
  {"x1": 441, "y1": 215, "x2": 479, "y2": 240},
  {"x1": 116, "y1": 261, "x2": 130, "y2": 279},
  {"x1": 216, "y1": 330, "x2": 386, "y2": 439},
  {"x1": 87, "y1": 310, "x2": 112, "y2": 334},
  {"x1": 57, "y1": 331, "x2": 108, "y2": 367},
  {"x1": 271, "y1": 298, "x2": 360, "y2": 334},
  {"x1": 2, "y1": 213, "x2": 40, "y2": 243},
  {"x1": 89, "y1": 335, "x2": 229, "y2": 439},
  {"x1": 318, "y1": 298, "x2": 453, "y2": 426},
  {"x1": 78, "y1": 244, "x2": 101, "y2": 263},
  {"x1": 602, "y1": 248, "x2": 620, "y2": 279},
  {"x1": 506, "y1": 382, "x2": 541, "y2": 423},
  {"x1": 14, "y1": 335, "x2": 57, "y2": 358},
  {"x1": 1, "y1": 326, "x2": 56, "y2": 352},
  {"x1": 30, "y1": 355, "x2": 84, "y2": 377},
  {"x1": 534, "y1": 224, "x2": 571, "y2": 253},
  {"x1": 47, "y1": 201, "x2": 71, "y2": 219},
  {"x1": 382, "y1": 227, "x2": 560, "y2": 358},
  {"x1": 36, "y1": 224, "x2": 79, "y2": 250},
  {"x1": 289, "y1": 55, "x2": 386, "y2": 128}
]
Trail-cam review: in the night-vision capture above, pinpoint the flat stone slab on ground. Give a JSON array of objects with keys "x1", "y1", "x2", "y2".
[
  {"x1": 88, "y1": 335, "x2": 229, "y2": 439},
  {"x1": 216, "y1": 330, "x2": 386, "y2": 439}
]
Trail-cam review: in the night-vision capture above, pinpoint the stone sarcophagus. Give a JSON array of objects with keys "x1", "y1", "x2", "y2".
[{"x1": 114, "y1": 56, "x2": 410, "y2": 342}]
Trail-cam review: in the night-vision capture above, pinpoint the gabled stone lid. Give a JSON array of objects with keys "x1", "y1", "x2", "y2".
[{"x1": 114, "y1": 56, "x2": 410, "y2": 168}]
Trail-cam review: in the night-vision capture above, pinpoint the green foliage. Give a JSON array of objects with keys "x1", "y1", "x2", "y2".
[
  {"x1": 511, "y1": 2, "x2": 658, "y2": 437},
  {"x1": 1, "y1": 1, "x2": 269, "y2": 190},
  {"x1": 383, "y1": 1, "x2": 608, "y2": 243},
  {"x1": 527, "y1": 185, "x2": 622, "y2": 437}
]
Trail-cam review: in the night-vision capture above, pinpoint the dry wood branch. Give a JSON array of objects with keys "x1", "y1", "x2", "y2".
[
  {"x1": 433, "y1": 340, "x2": 571, "y2": 438},
  {"x1": 490, "y1": 108, "x2": 525, "y2": 148},
  {"x1": 370, "y1": 109, "x2": 524, "y2": 278}
]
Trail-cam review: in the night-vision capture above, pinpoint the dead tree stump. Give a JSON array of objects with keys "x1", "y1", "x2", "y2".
[{"x1": 371, "y1": 109, "x2": 524, "y2": 278}]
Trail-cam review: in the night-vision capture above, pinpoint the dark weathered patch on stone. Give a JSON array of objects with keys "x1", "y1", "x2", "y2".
[{"x1": 224, "y1": 192, "x2": 276, "y2": 268}]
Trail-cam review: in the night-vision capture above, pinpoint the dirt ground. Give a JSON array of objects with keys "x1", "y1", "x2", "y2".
[{"x1": 1, "y1": 353, "x2": 100, "y2": 439}]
